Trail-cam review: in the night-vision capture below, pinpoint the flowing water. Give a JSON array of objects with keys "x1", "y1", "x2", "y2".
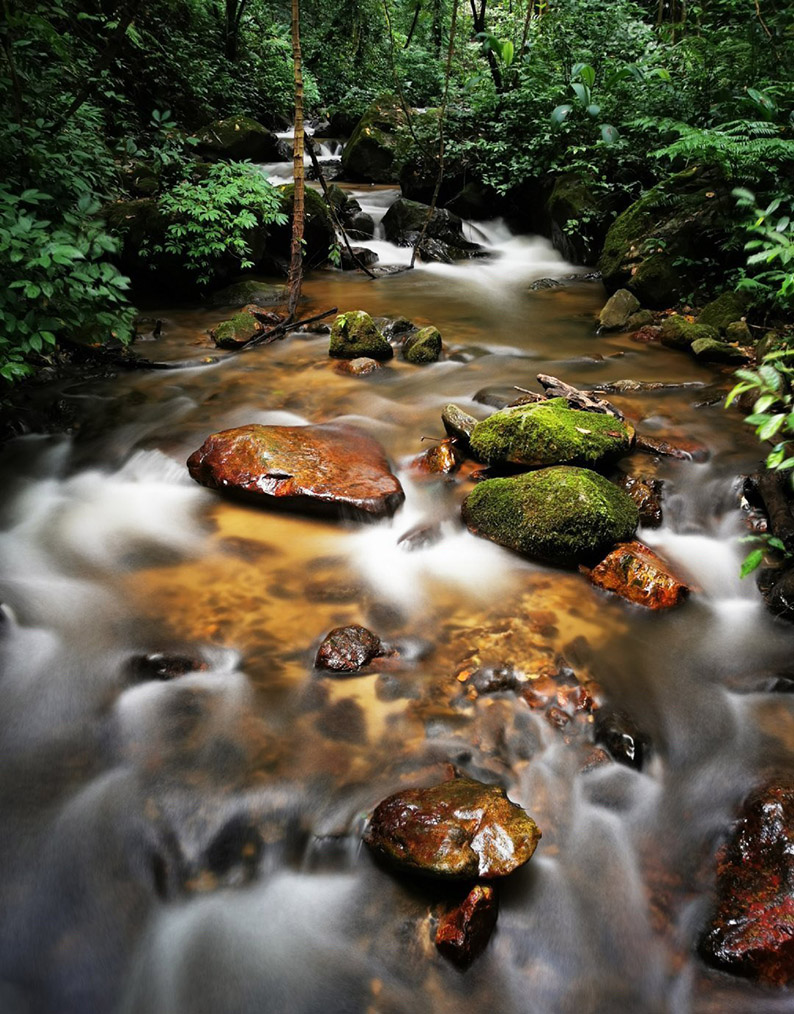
[{"x1": 1, "y1": 186, "x2": 794, "y2": 1014}]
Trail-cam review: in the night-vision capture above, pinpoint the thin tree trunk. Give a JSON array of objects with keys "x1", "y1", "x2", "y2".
[
  {"x1": 410, "y1": 0, "x2": 459, "y2": 268},
  {"x1": 404, "y1": 1, "x2": 422, "y2": 47},
  {"x1": 468, "y1": 0, "x2": 502, "y2": 91},
  {"x1": 287, "y1": 0, "x2": 305, "y2": 321}
]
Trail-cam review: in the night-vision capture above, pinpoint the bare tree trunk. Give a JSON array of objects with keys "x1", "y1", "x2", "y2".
[
  {"x1": 404, "y1": 1, "x2": 422, "y2": 46},
  {"x1": 287, "y1": 0, "x2": 305, "y2": 321}
]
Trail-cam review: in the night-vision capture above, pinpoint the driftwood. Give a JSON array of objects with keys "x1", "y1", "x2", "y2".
[
  {"x1": 244, "y1": 306, "x2": 338, "y2": 349},
  {"x1": 635, "y1": 434, "x2": 702, "y2": 461},
  {"x1": 508, "y1": 375, "x2": 624, "y2": 419}
]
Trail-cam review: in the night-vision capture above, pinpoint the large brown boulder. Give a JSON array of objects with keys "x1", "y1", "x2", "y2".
[
  {"x1": 187, "y1": 423, "x2": 404, "y2": 520},
  {"x1": 700, "y1": 781, "x2": 794, "y2": 986},
  {"x1": 364, "y1": 776, "x2": 541, "y2": 879}
]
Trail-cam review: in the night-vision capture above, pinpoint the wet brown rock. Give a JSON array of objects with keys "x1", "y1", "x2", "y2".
[
  {"x1": 630, "y1": 325, "x2": 662, "y2": 343},
  {"x1": 435, "y1": 884, "x2": 498, "y2": 966},
  {"x1": 398, "y1": 522, "x2": 443, "y2": 552},
  {"x1": 336, "y1": 357, "x2": 381, "y2": 376},
  {"x1": 410, "y1": 439, "x2": 461, "y2": 476},
  {"x1": 315, "y1": 624, "x2": 384, "y2": 673},
  {"x1": 615, "y1": 475, "x2": 663, "y2": 527},
  {"x1": 700, "y1": 781, "x2": 794, "y2": 986},
  {"x1": 364, "y1": 776, "x2": 541, "y2": 879},
  {"x1": 187, "y1": 423, "x2": 405, "y2": 520},
  {"x1": 635, "y1": 433, "x2": 710, "y2": 462},
  {"x1": 585, "y1": 540, "x2": 689, "y2": 610}
]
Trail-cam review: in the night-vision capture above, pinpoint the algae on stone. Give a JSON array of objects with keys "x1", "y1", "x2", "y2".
[
  {"x1": 697, "y1": 291, "x2": 750, "y2": 333},
  {"x1": 469, "y1": 397, "x2": 634, "y2": 470},
  {"x1": 403, "y1": 326, "x2": 442, "y2": 364},
  {"x1": 329, "y1": 311, "x2": 393, "y2": 360},
  {"x1": 691, "y1": 337, "x2": 748, "y2": 363},
  {"x1": 660, "y1": 315, "x2": 718, "y2": 349},
  {"x1": 462, "y1": 465, "x2": 639, "y2": 566}
]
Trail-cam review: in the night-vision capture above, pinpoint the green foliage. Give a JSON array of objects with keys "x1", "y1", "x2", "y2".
[
  {"x1": 0, "y1": 186, "x2": 134, "y2": 381},
  {"x1": 149, "y1": 162, "x2": 287, "y2": 286},
  {"x1": 732, "y1": 189, "x2": 794, "y2": 310}
]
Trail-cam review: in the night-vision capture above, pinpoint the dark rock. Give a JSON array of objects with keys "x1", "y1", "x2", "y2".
[
  {"x1": 208, "y1": 280, "x2": 287, "y2": 309},
  {"x1": 442, "y1": 404, "x2": 478, "y2": 449},
  {"x1": 462, "y1": 466, "x2": 639, "y2": 567},
  {"x1": 364, "y1": 776, "x2": 541, "y2": 878},
  {"x1": 446, "y1": 181, "x2": 502, "y2": 221},
  {"x1": 126, "y1": 652, "x2": 208, "y2": 682},
  {"x1": 339, "y1": 246, "x2": 379, "y2": 271},
  {"x1": 764, "y1": 567, "x2": 794, "y2": 622},
  {"x1": 187, "y1": 423, "x2": 405, "y2": 520},
  {"x1": 379, "y1": 316, "x2": 415, "y2": 342},
  {"x1": 528, "y1": 277, "x2": 564, "y2": 291},
  {"x1": 194, "y1": 116, "x2": 285, "y2": 161},
  {"x1": 330, "y1": 109, "x2": 359, "y2": 137},
  {"x1": 700, "y1": 781, "x2": 794, "y2": 985},
  {"x1": 315, "y1": 624, "x2": 384, "y2": 673},
  {"x1": 398, "y1": 522, "x2": 444, "y2": 552},
  {"x1": 347, "y1": 211, "x2": 375, "y2": 240},
  {"x1": 269, "y1": 185, "x2": 335, "y2": 269},
  {"x1": 436, "y1": 884, "x2": 498, "y2": 966},
  {"x1": 471, "y1": 667, "x2": 520, "y2": 695},
  {"x1": 594, "y1": 709, "x2": 649, "y2": 769},
  {"x1": 615, "y1": 475, "x2": 663, "y2": 527},
  {"x1": 547, "y1": 173, "x2": 619, "y2": 266},
  {"x1": 403, "y1": 326, "x2": 442, "y2": 364},
  {"x1": 382, "y1": 198, "x2": 485, "y2": 262},
  {"x1": 585, "y1": 540, "x2": 690, "y2": 609},
  {"x1": 691, "y1": 337, "x2": 750, "y2": 363},
  {"x1": 598, "y1": 289, "x2": 641, "y2": 331}
]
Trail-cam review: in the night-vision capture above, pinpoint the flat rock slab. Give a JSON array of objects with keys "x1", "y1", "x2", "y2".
[
  {"x1": 187, "y1": 424, "x2": 404, "y2": 520},
  {"x1": 700, "y1": 781, "x2": 794, "y2": 986},
  {"x1": 586, "y1": 540, "x2": 689, "y2": 609},
  {"x1": 364, "y1": 776, "x2": 541, "y2": 879}
]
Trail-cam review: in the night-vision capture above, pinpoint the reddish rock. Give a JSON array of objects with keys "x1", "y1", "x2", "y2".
[
  {"x1": 187, "y1": 423, "x2": 404, "y2": 520},
  {"x1": 615, "y1": 475, "x2": 664, "y2": 527},
  {"x1": 635, "y1": 433, "x2": 710, "y2": 462},
  {"x1": 315, "y1": 624, "x2": 383, "y2": 673},
  {"x1": 630, "y1": 325, "x2": 662, "y2": 343},
  {"x1": 700, "y1": 781, "x2": 794, "y2": 986},
  {"x1": 436, "y1": 884, "x2": 498, "y2": 966},
  {"x1": 585, "y1": 540, "x2": 689, "y2": 609},
  {"x1": 410, "y1": 439, "x2": 461, "y2": 476},
  {"x1": 364, "y1": 776, "x2": 541, "y2": 879},
  {"x1": 336, "y1": 357, "x2": 381, "y2": 376}
]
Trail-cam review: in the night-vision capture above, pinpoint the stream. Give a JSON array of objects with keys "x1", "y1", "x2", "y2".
[{"x1": 1, "y1": 171, "x2": 794, "y2": 1014}]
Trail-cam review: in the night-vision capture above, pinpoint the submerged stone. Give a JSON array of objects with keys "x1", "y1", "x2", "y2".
[
  {"x1": 329, "y1": 310, "x2": 393, "y2": 360},
  {"x1": 442, "y1": 404, "x2": 478, "y2": 449},
  {"x1": 364, "y1": 776, "x2": 541, "y2": 879},
  {"x1": 615, "y1": 475, "x2": 663, "y2": 527},
  {"x1": 594, "y1": 708, "x2": 649, "y2": 769},
  {"x1": 700, "y1": 781, "x2": 794, "y2": 986},
  {"x1": 187, "y1": 423, "x2": 404, "y2": 519},
  {"x1": 335, "y1": 357, "x2": 381, "y2": 376},
  {"x1": 436, "y1": 885, "x2": 498, "y2": 966},
  {"x1": 586, "y1": 540, "x2": 689, "y2": 609},
  {"x1": 469, "y1": 398, "x2": 635, "y2": 471},
  {"x1": 462, "y1": 466, "x2": 638, "y2": 566},
  {"x1": 315, "y1": 625, "x2": 383, "y2": 673}
]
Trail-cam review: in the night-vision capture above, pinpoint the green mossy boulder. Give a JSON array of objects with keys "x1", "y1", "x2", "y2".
[
  {"x1": 210, "y1": 308, "x2": 262, "y2": 349},
  {"x1": 697, "y1": 291, "x2": 750, "y2": 334},
  {"x1": 469, "y1": 398, "x2": 635, "y2": 470},
  {"x1": 403, "y1": 326, "x2": 442, "y2": 364},
  {"x1": 341, "y1": 96, "x2": 405, "y2": 183},
  {"x1": 691, "y1": 337, "x2": 749, "y2": 363},
  {"x1": 598, "y1": 169, "x2": 737, "y2": 307},
  {"x1": 194, "y1": 116, "x2": 286, "y2": 162},
  {"x1": 726, "y1": 320, "x2": 753, "y2": 345},
  {"x1": 660, "y1": 315, "x2": 719, "y2": 350},
  {"x1": 329, "y1": 311, "x2": 393, "y2": 360},
  {"x1": 462, "y1": 466, "x2": 639, "y2": 566}
]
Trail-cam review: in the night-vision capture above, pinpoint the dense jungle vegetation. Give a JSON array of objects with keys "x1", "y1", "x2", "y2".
[{"x1": 0, "y1": 0, "x2": 792, "y2": 392}]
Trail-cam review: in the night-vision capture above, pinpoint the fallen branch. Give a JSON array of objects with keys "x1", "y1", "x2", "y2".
[{"x1": 243, "y1": 306, "x2": 338, "y2": 349}]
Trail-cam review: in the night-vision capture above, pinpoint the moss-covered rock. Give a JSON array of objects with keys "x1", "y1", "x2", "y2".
[
  {"x1": 626, "y1": 309, "x2": 655, "y2": 331},
  {"x1": 329, "y1": 311, "x2": 393, "y2": 360},
  {"x1": 660, "y1": 315, "x2": 719, "y2": 350},
  {"x1": 598, "y1": 169, "x2": 737, "y2": 307},
  {"x1": 209, "y1": 305, "x2": 270, "y2": 349},
  {"x1": 469, "y1": 398, "x2": 634, "y2": 470},
  {"x1": 598, "y1": 289, "x2": 641, "y2": 330},
  {"x1": 403, "y1": 326, "x2": 442, "y2": 364},
  {"x1": 546, "y1": 173, "x2": 617, "y2": 266},
  {"x1": 462, "y1": 466, "x2": 639, "y2": 566},
  {"x1": 194, "y1": 116, "x2": 286, "y2": 162},
  {"x1": 691, "y1": 337, "x2": 749, "y2": 363},
  {"x1": 697, "y1": 291, "x2": 750, "y2": 333},
  {"x1": 341, "y1": 96, "x2": 405, "y2": 183},
  {"x1": 726, "y1": 320, "x2": 753, "y2": 344}
]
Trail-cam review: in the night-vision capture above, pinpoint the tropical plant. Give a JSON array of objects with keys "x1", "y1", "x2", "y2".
[{"x1": 732, "y1": 188, "x2": 794, "y2": 310}]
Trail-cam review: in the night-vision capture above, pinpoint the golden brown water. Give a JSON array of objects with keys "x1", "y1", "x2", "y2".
[{"x1": 1, "y1": 223, "x2": 794, "y2": 1014}]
